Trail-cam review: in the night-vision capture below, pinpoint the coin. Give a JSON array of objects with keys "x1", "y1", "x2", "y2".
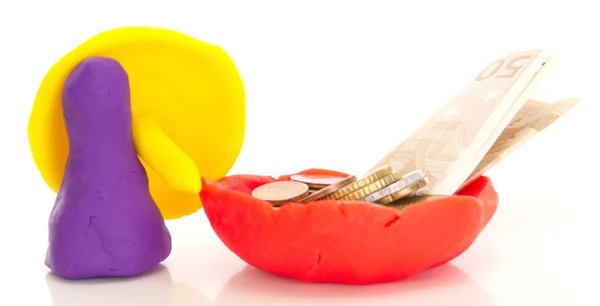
[
  {"x1": 377, "y1": 177, "x2": 430, "y2": 205},
  {"x1": 251, "y1": 181, "x2": 310, "y2": 206},
  {"x1": 297, "y1": 175, "x2": 358, "y2": 203},
  {"x1": 361, "y1": 169, "x2": 428, "y2": 203},
  {"x1": 324, "y1": 166, "x2": 392, "y2": 200},
  {"x1": 337, "y1": 170, "x2": 404, "y2": 201},
  {"x1": 290, "y1": 174, "x2": 347, "y2": 190}
]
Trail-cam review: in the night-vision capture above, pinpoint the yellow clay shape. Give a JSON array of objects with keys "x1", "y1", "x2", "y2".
[{"x1": 28, "y1": 26, "x2": 246, "y2": 219}]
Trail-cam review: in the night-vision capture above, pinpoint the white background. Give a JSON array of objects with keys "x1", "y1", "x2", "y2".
[{"x1": 1, "y1": 0, "x2": 599, "y2": 305}]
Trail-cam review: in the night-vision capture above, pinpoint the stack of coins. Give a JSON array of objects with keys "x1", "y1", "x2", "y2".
[
  {"x1": 251, "y1": 174, "x2": 357, "y2": 207},
  {"x1": 251, "y1": 166, "x2": 432, "y2": 208},
  {"x1": 360, "y1": 168, "x2": 430, "y2": 204},
  {"x1": 321, "y1": 166, "x2": 430, "y2": 204}
]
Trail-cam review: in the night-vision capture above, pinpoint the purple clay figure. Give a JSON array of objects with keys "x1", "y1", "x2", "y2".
[{"x1": 45, "y1": 57, "x2": 172, "y2": 279}]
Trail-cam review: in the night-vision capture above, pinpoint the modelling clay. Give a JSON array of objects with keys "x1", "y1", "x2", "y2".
[
  {"x1": 45, "y1": 57, "x2": 171, "y2": 279},
  {"x1": 200, "y1": 169, "x2": 498, "y2": 285},
  {"x1": 28, "y1": 26, "x2": 246, "y2": 219}
]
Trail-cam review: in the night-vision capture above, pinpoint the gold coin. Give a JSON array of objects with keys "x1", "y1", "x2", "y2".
[
  {"x1": 297, "y1": 175, "x2": 357, "y2": 203},
  {"x1": 377, "y1": 177, "x2": 430, "y2": 205},
  {"x1": 251, "y1": 181, "x2": 310, "y2": 206},
  {"x1": 290, "y1": 174, "x2": 347, "y2": 190},
  {"x1": 337, "y1": 170, "x2": 404, "y2": 201},
  {"x1": 324, "y1": 166, "x2": 392, "y2": 200}
]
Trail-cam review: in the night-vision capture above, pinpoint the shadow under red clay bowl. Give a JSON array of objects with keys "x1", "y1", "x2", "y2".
[{"x1": 200, "y1": 169, "x2": 498, "y2": 285}]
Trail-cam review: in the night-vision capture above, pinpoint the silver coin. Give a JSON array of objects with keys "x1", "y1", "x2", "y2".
[{"x1": 361, "y1": 169, "x2": 428, "y2": 203}]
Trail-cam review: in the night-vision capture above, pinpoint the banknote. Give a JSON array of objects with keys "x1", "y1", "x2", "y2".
[
  {"x1": 462, "y1": 98, "x2": 580, "y2": 186},
  {"x1": 367, "y1": 49, "x2": 552, "y2": 195}
]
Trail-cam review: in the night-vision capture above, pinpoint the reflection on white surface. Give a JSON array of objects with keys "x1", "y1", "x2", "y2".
[
  {"x1": 46, "y1": 265, "x2": 211, "y2": 306},
  {"x1": 215, "y1": 264, "x2": 496, "y2": 306},
  {"x1": 44, "y1": 258, "x2": 495, "y2": 306}
]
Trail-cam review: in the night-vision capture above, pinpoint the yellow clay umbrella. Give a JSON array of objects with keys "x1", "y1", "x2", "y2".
[{"x1": 28, "y1": 26, "x2": 245, "y2": 219}]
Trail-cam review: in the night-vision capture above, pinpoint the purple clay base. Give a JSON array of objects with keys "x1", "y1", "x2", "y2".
[{"x1": 45, "y1": 57, "x2": 172, "y2": 279}]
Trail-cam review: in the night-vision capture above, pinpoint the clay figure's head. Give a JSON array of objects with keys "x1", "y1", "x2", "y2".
[{"x1": 61, "y1": 57, "x2": 132, "y2": 141}]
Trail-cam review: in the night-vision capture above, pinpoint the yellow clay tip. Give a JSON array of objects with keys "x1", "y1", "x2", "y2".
[{"x1": 132, "y1": 117, "x2": 201, "y2": 194}]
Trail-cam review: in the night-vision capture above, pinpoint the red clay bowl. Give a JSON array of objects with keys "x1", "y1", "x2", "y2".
[{"x1": 200, "y1": 168, "x2": 498, "y2": 285}]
